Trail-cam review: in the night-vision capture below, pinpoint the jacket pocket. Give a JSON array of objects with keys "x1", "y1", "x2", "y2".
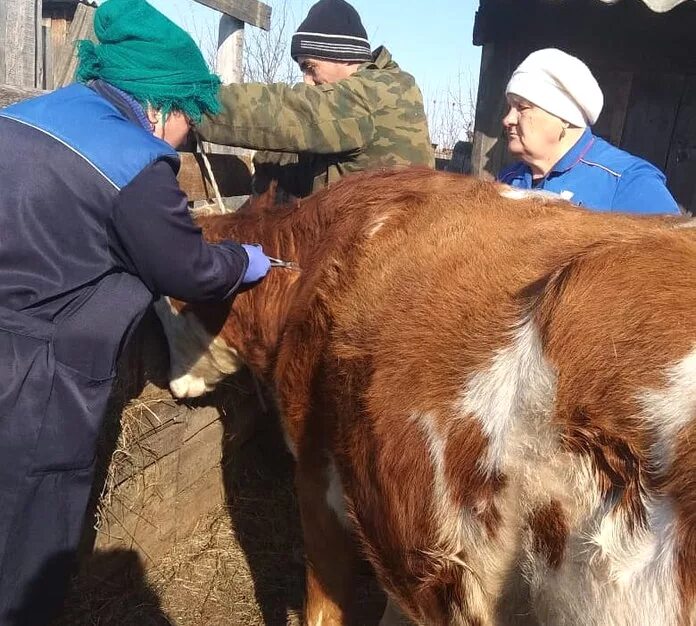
[
  {"x1": 0, "y1": 328, "x2": 54, "y2": 471},
  {"x1": 29, "y1": 361, "x2": 114, "y2": 474}
]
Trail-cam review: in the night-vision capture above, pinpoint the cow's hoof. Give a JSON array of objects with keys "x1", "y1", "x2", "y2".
[{"x1": 169, "y1": 373, "x2": 211, "y2": 398}]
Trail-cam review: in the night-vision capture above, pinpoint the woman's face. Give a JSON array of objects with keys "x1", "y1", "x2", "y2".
[
  {"x1": 161, "y1": 110, "x2": 191, "y2": 148},
  {"x1": 148, "y1": 108, "x2": 191, "y2": 148},
  {"x1": 502, "y1": 95, "x2": 565, "y2": 162}
]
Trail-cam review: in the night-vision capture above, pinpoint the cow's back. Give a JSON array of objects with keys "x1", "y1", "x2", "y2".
[{"x1": 315, "y1": 176, "x2": 696, "y2": 625}]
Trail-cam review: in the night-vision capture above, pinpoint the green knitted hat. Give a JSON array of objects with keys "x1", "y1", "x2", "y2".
[{"x1": 75, "y1": 0, "x2": 221, "y2": 123}]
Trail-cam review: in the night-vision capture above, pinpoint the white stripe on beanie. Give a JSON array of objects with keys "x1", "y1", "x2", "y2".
[{"x1": 294, "y1": 31, "x2": 370, "y2": 44}]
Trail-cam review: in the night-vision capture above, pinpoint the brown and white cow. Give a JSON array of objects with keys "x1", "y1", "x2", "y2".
[{"x1": 155, "y1": 168, "x2": 696, "y2": 626}]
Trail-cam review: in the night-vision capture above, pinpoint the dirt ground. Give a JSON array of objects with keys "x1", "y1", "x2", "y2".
[{"x1": 54, "y1": 374, "x2": 385, "y2": 626}]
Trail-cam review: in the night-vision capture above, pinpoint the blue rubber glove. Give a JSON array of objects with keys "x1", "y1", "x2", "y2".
[{"x1": 240, "y1": 243, "x2": 271, "y2": 284}]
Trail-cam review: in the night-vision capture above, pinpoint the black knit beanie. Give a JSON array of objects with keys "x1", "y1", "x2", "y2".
[{"x1": 290, "y1": 0, "x2": 372, "y2": 63}]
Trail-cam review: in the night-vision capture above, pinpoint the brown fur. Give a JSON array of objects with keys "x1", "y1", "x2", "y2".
[
  {"x1": 529, "y1": 501, "x2": 568, "y2": 570},
  {"x1": 170, "y1": 168, "x2": 696, "y2": 624}
]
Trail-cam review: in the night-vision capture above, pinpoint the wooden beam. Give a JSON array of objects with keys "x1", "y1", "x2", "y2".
[
  {"x1": 471, "y1": 42, "x2": 514, "y2": 180},
  {"x1": 0, "y1": 82, "x2": 44, "y2": 107},
  {"x1": 50, "y1": 16, "x2": 68, "y2": 86},
  {"x1": 665, "y1": 75, "x2": 696, "y2": 215},
  {"x1": 35, "y1": 0, "x2": 43, "y2": 89},
  {"x1": 54, "y1": 3, "x2": 95, "y2": 88},
  {"x1": 620, "y1": 72, "x2": 685, "y2": 171},
  {"x1": 2, "y1": 0, "x2": 38, "y2": 88},
  {"x1": 217, "y1": 15, "x2": 245, "y2": 84},
  {"x1": 0, "y1": 1, "x2": 5, "y2": 82},
  {"x1": 42, "y1": 23, "x2": 54, "y2": 89},
  {"x1": 193, "y1": 0, "x2": 271, "y2": 31},
  {"x1": 593, "y1": 69, "x2": 633, "y2": 147}
]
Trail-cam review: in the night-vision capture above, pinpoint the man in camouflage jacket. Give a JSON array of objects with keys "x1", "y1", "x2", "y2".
[{"x1": 197, "y1": 0, "x2": 434, "y2": 197}]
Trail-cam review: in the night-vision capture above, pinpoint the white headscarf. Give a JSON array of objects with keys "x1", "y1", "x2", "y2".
[{"x1": 506, "y1": 48, "x2": 604, "y2": 127}]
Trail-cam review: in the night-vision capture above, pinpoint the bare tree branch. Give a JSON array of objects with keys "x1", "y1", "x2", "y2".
[
  {"x1": 243, "y1": 0, "x2": 300, "y2": 84},
  {"x1": 426, "y1": 69, "x2": 478, "y2": 153}
]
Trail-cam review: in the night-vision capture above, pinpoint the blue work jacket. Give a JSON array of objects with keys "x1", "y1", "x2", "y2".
[
  {"x1": 0, "y1": 83, "x2": 248, "y2": 624},
  {"x1": 498, "y1": 128, "x2": 680, "y2": 215}
]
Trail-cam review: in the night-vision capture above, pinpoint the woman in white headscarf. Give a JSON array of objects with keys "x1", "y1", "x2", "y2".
[{"x1": 498, "y1": 48, "x2": 679, "y2": 214}]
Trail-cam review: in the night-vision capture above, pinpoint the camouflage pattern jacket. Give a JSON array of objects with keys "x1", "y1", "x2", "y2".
[{"x1": 198, "y1": 46, "x2": 434, "y2": 196}]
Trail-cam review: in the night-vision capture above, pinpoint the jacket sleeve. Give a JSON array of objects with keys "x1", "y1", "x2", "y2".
[
  {"x1": 197, "y1": 79, "x2": 376, "y2": 154},
  {"x1": 612, "y1": 162, "x2": 681, "y2": 215},
  {"x1": 110, "y1": 160, "x2": 248, "y2": 302}
]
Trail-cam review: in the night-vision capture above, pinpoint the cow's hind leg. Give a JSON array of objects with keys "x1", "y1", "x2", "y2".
[{"x1": 296, "y1": 455, "x2": 359, "y2": 625}]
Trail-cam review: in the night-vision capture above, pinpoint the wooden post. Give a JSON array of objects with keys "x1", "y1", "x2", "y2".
[
  {"x1": 34, "y1": 0, "x2": 43, "y2": 89},
  {"x1": 54, "y1": 3, "x2": 96, "y2": 88},
  {"x1": 1, "y1": 0, "x2": 38, "y2": 88},
  {"x1": 42, "y1": 22, "x2": 54, "y2": 90},
  {"x1": 0, "y1": 0, "x2": 5, "y2": 83},
  {"x1": 471, "y1": 42, "x2": 513, "y2": 180},
  {"x1": 217, "y1": 15, "x2": 245, "y2": 84}
]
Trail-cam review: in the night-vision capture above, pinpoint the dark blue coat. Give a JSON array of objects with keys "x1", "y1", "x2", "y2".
[{"x1": 0, "y1": 83, "x2": 247, "y2": 624}]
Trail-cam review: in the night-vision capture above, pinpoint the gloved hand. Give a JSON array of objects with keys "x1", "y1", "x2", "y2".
[{"x1": 240, "y1": 243, "x2": 272, "y2": 284}]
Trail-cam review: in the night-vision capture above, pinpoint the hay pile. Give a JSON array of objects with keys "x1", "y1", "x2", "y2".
[
  {"x1": 58, "y1": 505, "x2": 303, "y2": 626},
  {"x1": 54, "y1": 314, "x2": 384, "y2": 625},
  {"x1": 58, "y1": 397, "x2": 308, "y2": 626}
]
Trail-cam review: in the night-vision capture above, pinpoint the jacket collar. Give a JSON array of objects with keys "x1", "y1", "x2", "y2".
[
  {"x1": 550, "y1": 127, "x2": 595, "y2": 174},
  {"x1": 87, "y1": 79, "x2": 151, "y2": 133},
  {"x1": 360, "y1": 46, "x2": 397, "y2": 71}
]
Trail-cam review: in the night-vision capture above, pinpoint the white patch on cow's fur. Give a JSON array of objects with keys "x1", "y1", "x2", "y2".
[
  {"x1": 154, "y1": 297, "x2": 241, "y2": 398},
  {"x1": 325, "y1": 458, "x2": 349, "y2": 528},
  {"x1": 365, "y1": 213, "x2": 392, "y2": 238},
  {"x1": 283, "y1": 430, "x2": 298, "y2": 459},
  {"x1": 459, "y1": 321, "x2": 685, "y2": 625},
  {"x1": 528, "y1": 493, "x2": 681, "y2": 626},
  {"x1": 460, "y1": 320, "x2": 558, "y2": 477},
  {"x1": 408, "y1": 411, "x2": 514, "y2": 621},
  {"x1": 639, "y1": 345, "x2": 696, "y2": 474},
  {"x1": 499, "y1": 187, "x2": 572, "y2": 202}
]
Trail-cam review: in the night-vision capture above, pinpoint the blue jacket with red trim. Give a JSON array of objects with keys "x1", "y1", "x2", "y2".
[{"x1": 498, "y1": 128, "x2": 680, "y2": 215}]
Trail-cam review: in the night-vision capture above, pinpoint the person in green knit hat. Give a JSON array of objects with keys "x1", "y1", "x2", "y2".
[
  {"x1": 75, "y1": 0, "x2": 222, "y2": 144},
  {"x1": 0, "y1": 1, "x2": 270, "y2": 623}
]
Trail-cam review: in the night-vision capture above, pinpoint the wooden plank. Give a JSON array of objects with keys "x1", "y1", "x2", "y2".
[
  {"x1": 2, "y1": 0, "x2": 37, "y2": 88},
  {"x1": 50, "y1": 17, "x2": 68, "y2": 86},
  {"x1": 108, "y1": 406, "x2": 222, "y2": 487},
  {"x1": 35, "y1": 0, "x2": 43, "y2": 88},
  {"x1": 54, "y1": 3, "x2": 95, "y2": 88},
  {"x1": 471, "y1": 41, "x2": 513, "y2": 180},
  {"x1": 0, "y1": 82, "x2": 44, "y2": 107},
  {"x1": 194, "y1": 0, "x2": 271, "y2": 31},
  {"x1": 593, "y1": 70, "x2": 633, "y2": 146},
  {"x1": 665, "y1": 75, "x2": 696, "y2": 215},
  {"x1": 177, "y1": 419, "x2": 224, "y2": 494},
  {"x1": 42, "y1": 24, "x2": 54, "y2": 89},
  {"x1": 620, "y1": 72, "x2": 685, "y2": 170},
  {"x1": 0, "y1": 0, "x2": 6, "y2": 82},
  {"x1": 217, "y1": 15, "x2": 244, "y2": 84},
  {"x1": 177, "y1": 151, "x2": 253, "y2": 201},
  {"x1": 95, "y1": 420, "x2": 226, "y2": 561}
]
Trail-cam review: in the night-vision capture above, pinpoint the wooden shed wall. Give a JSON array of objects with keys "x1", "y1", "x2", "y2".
[{"x1": 472, "y1": 0, "x2": 696, "y2": 214}]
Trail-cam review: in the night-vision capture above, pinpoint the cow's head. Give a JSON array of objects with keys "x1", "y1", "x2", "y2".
[{"x1": 154, "y1": 296, "x2": 243, "y2": 398}]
